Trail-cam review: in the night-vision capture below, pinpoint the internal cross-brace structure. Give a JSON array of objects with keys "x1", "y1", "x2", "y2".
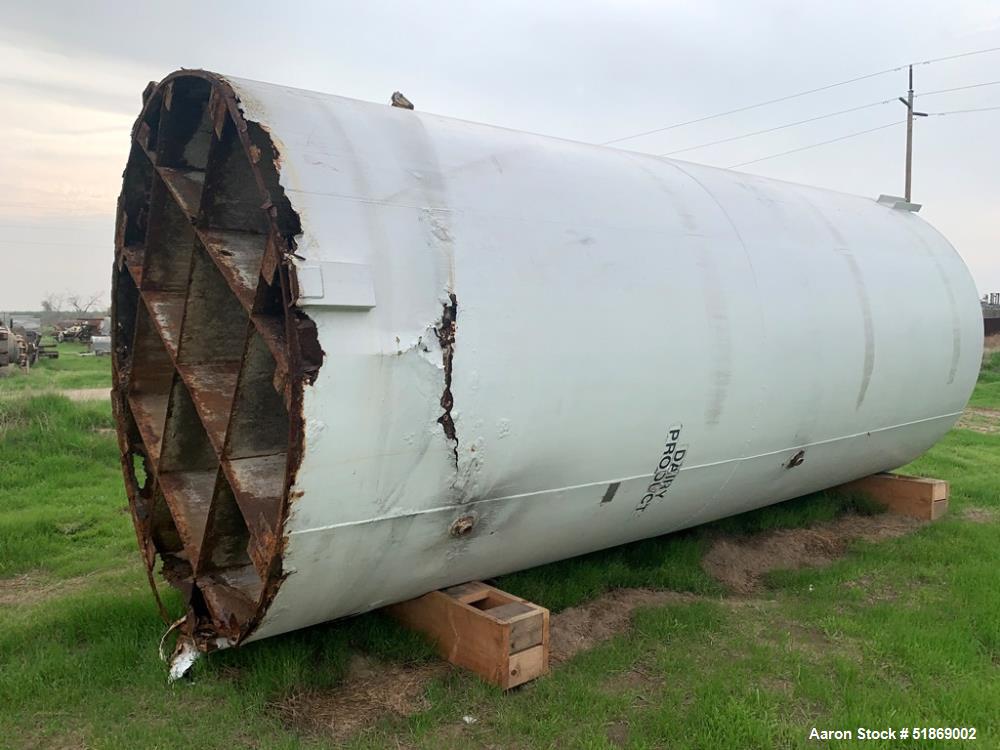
[{"x1": 112, "y1": 72, "x2": 321, "y2": 653}]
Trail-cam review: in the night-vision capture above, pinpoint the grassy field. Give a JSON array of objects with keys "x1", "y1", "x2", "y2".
[
  {"x1": 0, "y1": 341, "x2": 111, "y2": 393},
  {"x1": 968, "y1": 349, "x2": 1000, "y2": 409},
  {"x1": 0, "y1": 355, "x2": 997, "y2": 749}
]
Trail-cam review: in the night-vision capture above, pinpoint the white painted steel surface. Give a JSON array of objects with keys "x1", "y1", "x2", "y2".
[{"x1": 222, "y1": 77, "x2": 982, "y2": 642}]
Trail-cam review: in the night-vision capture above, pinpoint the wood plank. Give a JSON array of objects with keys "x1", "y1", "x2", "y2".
[
  {"x1": 387, "y1": 581, "x2": 549, "y2": 689},
  {"x1": 489, "y1": 603, "x2": 545, "y2": 653},
  {"x1": 444, "y1": 581, "x2": 490, "y2": 604},
  {"x1": 835, "y1": 472, "x2": 948, "y2": 521},
  {"x1": 485, "y1": 601, "x2": 535, "y2": 621},
  {"x1": 506, "y1": 644, "x2": 546, "y2": 689}
]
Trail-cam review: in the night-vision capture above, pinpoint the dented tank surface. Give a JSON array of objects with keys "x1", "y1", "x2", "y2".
[{"x1": 113, "y1": 70, "x2": 983, "y2": 653}]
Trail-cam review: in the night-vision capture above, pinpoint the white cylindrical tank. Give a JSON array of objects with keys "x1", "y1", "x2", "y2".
[{"x1": 112, "y1": 71, "x2": 982, "y2": 652}]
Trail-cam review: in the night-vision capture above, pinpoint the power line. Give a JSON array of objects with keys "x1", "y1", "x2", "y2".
[
  {"x1": 929, "y1": 105, "x2": 1000, "y2": 116},
  {"x1": 656, "y1": 81, "x2": 1000, "y2": 159},
  {"x1": 915, "y1": 46, "x2": 1000, "y2": 65},
  {"x1": 727, "y1": 120, "x2": 904, "y2": 169},
  {"x1": 660, "y1": 99, "x2": 894, "y2": 156},
  {"x1": 656, "y1": 81, "x2": 1000, "y2": 158},
  {"x1": 602, "y1": 44, "x2": 1000, "y2": 146},
  {"x1": 725, "y1": 103, "x2": 1000, "y2": 170},
  {"x1": 918, "y1": 80, "x2": 1000, "y2": 97},
  {"x1": 601, "y1": 67, "x2": 905, "y2": 145}
]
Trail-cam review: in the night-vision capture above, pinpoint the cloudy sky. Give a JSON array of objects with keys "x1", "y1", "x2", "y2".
[{"x1": 1, "y1": 1, "x2": 998, "y2": 311}]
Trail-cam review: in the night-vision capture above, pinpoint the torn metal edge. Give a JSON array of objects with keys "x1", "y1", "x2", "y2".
[{"x1": 435, "y1": 292, "x2": 459, "y2": 463}]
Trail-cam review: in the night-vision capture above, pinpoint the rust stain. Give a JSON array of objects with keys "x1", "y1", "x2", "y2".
[{"x1": 449, "y1": 514, "x2": 476, "y2": 537}]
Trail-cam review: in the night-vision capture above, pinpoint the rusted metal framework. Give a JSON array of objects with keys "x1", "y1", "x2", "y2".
[{"x1": 112, "y1": 72, "x2": 319, "y2": 650}]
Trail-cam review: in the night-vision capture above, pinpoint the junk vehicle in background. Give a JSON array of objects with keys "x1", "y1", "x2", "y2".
[
  {"x1": 111, "y1": 70, "x2": 982, "y2": 670},
  {"x1": 56, "y1": 323, "x2": 94, "y2": 343},
  {"x1": 0, "y1": 324, "x2": 18, "y2": 368},
  {"x1": 0, "y1": 326, "x2": 58, "y2": 368}
]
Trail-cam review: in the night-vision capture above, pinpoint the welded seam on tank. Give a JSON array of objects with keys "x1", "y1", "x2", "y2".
[
  {"x1": 655, "y1": 159, "x2": 769, "y2": 526},
  {"x1": 835, "y1": 249, "x2": 876, "y2": 408},
  {"x1": 626, "y1": 155, "x2": 732, "y2": 427},
  {"x1": 792, "y1": 194, "x2": 875, "y2": 413},
  {"x1": 287, "y1": 410, "x2": 963, "y2": 535},
  {"x1": 898, "y1": 221, "x2": 962, "y2": 385}
]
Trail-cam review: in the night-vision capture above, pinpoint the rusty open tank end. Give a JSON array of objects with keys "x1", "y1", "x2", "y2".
[{"x1": 111, "y1": 71, "x2": 321, "y2": 654}]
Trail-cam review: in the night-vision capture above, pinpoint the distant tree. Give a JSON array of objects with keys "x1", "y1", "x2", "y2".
[
  {"x1": 66, "y1": 292, "x2": 105, "y2": 315},
  {"x1": 41, "y1": 292, "x2": 65, "y2": 314}
]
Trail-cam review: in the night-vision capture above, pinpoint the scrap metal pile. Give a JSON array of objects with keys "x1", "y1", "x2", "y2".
[{"x1": 0, "y1": 325, "x2": 56, "y2": 368}]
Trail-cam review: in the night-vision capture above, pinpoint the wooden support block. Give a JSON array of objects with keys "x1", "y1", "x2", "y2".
[
  {"x1": 836, "y1": 472, "x2": 948, "y2": 521},
  {"x1": 386, "y1": 581, "x2": 549, "y2": 689}
]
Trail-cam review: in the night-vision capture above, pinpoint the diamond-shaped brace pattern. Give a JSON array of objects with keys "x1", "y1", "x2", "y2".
[{"x1": 112, "y1": 73, "x2": 305, "y2": 644}]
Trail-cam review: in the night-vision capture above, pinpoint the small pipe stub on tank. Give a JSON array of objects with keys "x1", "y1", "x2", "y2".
[{"x1": 449, "y1": 514, "x2": 477, "y2": 538}]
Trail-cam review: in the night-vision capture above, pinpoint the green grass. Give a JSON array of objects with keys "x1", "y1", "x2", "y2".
[
  {"x1": 0, "y1": 396, "x2": 128, "y2": 578},
  {"x1": 968, "y1": 350, "x2": 1000, "y2": 409},
  {"x1": 1, "y1": 357, "x2": 998, "y2": 749},
  {"x1": 0, "y1": 341, "x2": 111, "y2": 392}
]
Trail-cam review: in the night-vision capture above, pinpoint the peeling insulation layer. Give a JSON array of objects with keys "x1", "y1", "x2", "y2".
[{"x1": 114, "y1": 70, "x2": 983, "y2": 653}]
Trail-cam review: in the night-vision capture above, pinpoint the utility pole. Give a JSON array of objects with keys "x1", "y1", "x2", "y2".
[{"x1": 898, "y1": 65, "x2": 928, "y2": 202}]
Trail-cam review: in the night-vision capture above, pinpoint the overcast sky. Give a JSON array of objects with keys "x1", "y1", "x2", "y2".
[{"x1": 1, "y1": 1, "x2": 998, "y2": 311}]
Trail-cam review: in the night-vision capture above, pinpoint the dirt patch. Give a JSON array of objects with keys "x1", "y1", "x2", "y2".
[
  {"x1": 762, "y1": 675, "x2": 795, "y2": 695},
  {"x1": 842, "y1": 574, "x2": 904, "y2": 604},
  {"x1": 601, "y1": 664, "x2": 666, "y2": 710},
  {"x1": 774, "y1": 621, "x2": 837, "y2": 657},
  {"x1": 606, "y1": 721, "x2": 630, "y2": 747},
  {"x1": 960, "y1": 506, "x2": 997, "y2": 524},
  {"x1": 20, "y1": 730, "x2": 91, "y2": 750},
  {"x1": 956, "y1": 407, "x2": 1000, "y2": 434},
  {"x1": 550, "y1": 589, "x2": 699, "y2": 663},
  {"x1": 604, "y1": 664, "x2": 664, "y2": 694},
  {"x1": 701, "y1": 513, "x2": 922, "y2": 594},
  {"x1": 984, "y1": 333, "x2": 1000, "y2": 354},
  {"x1": 275, "y1": 655, "x2": 446, "y2": 743},
  {"x1": 0, "y1": 572, "x2": 93, "y2": 607}
]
